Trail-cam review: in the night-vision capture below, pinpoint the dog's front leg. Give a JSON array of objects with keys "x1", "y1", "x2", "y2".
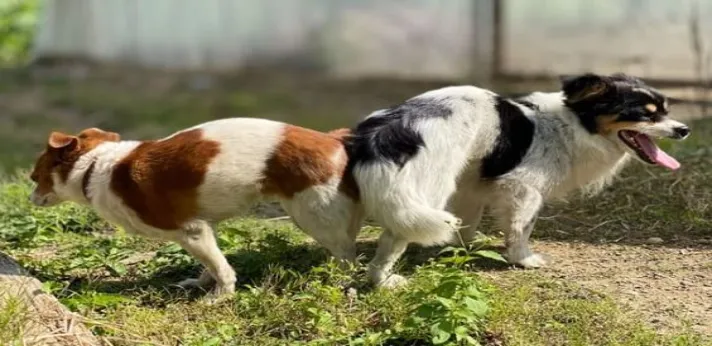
[
  {"x1": 176, "y1": 221, "x2": 236, "y2": 297},
  {"x1": 368, "y1": 229, "x2": 410, "y2": 288},
  {"x1": 493, "y1": 184, "x2": 547, "y2": 268}
]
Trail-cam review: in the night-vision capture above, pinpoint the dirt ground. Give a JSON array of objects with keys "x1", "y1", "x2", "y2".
[{"x1": 493, "y1": 240, "x2": 712, "y2": 334}]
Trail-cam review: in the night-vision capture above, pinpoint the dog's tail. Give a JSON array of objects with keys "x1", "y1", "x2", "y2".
[{"x1": 327, "y1": 128, "x2": 351, "y2": 141}]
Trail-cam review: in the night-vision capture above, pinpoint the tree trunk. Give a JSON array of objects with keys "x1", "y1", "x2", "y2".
[{"x1": 0, "y1": 252, "x2": 100, "y2": 346}]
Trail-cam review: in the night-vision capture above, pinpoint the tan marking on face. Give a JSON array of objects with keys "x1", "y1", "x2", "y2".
[
  {"x1": 30, "y1": 128, "x2": 121, "y2": 197},
  {"x1": 645, "y1": 103, "x2": 657, "y2": 113},
  {"x1": 596, "y1": 115, "x2": 649, "y2": 135},
  {"x1": 110, "y1": 129, "x2": 220, "y2": 230},
  {"x1": 261, "y1": 126, "x2": 358, "y2": 201}
]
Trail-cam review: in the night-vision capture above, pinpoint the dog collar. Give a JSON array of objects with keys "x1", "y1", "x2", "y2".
[{"x1": 81, "y1": 161, "x2": 97, "y2": 202}]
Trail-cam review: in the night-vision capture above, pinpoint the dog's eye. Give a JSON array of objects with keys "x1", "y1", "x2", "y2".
[
  {"x1": 644, "y1": 113, "x2": 665, "y2": 123},
  {"x1": 644, "y1": 103, "x2": 658, "y2": 113}
]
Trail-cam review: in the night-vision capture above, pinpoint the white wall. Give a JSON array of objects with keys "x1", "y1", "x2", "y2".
[
  {"x1": 34, "y1": 0, "x2": 492, "y2": 80},
  {"x1": 504, "y1": 0, "x2": 712, "y2": 81},
  {"x1": 34, "y1": 0, "x2": 712, "y2": 81}
]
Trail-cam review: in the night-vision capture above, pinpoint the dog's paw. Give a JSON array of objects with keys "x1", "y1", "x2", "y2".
[
  {"x1": 214, "y1": 283, "x2": 236, "y2": 295},
  {"x1": 513, "y1": 253, "x2": 548, "y2": 269},
  {"x1": 378, "y1": 274, "x2": 409, "y2": 289},
  {"x1": 444, "y1": 215, "x2": 463, "y2": 230},
  {"x1": 202, "y1": 293, "x2": 233, "y2": 305},
  {"x1": 201, "y1": 284, "x2": 235, "y2": 303}
]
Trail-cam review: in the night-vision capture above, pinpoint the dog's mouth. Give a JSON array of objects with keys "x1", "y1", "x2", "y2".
[{"x1": 618, "y1": 130, "x2": 680, "y2": 170}]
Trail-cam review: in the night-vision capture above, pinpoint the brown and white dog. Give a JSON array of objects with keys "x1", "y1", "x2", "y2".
[{"x1": 29, "y1": 118, "x2": 363, "y2": 296}]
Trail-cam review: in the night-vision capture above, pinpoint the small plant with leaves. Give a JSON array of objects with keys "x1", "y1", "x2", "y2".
[
  {"x1": 400, "y1": 246, "x2": 504, "y2": 345},
  {"x1": 68, "y1": 239, "x2": 135, "y2": 277}
]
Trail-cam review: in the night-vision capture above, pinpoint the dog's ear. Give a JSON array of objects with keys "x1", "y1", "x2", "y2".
[
  {"x1": 561, "y1": 73, "x2": 610, "y2": 103},
  {"x1": 47, "y1": 132, "x2": 79, "y2": 160},
  {"x1": 48, "y1": 132, "x2": 78, "y2": 150},
  {"x1": 78, "y1": 127, "x2": 121, "y2": 142}
]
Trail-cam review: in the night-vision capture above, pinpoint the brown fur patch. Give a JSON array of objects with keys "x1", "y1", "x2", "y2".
[
  {"x1": 645, "y1": 103, "x2": 657, "y2": 113},
  {"x1": 261, "y1": 126, "x2": 358, "y2": 200},
  {"x1": 30, "y1": 128, "x2": 121, "y2": 196},
  {"x1": 110, "y1": 129, "x2": 220, "y2": 230}
]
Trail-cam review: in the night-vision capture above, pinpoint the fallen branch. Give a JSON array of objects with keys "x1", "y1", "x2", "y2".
[{"x1": 0, "y1": 251, "x2": 100, "y2": 346}]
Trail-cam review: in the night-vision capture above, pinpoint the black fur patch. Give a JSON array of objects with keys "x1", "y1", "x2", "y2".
[
  {"x1": 346, "y1": 98, "x2": 452, "y2": 168},
  {"x1": 481, "y1": 97, "x2": 535, "y2": 178}
]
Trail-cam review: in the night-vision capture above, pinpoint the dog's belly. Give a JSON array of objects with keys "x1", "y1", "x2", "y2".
[{"x1": 95, "y1": 204, "x2": 182, "y2": 239}]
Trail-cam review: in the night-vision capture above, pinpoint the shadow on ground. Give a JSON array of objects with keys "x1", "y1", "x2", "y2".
[{"x1": 84, "y1": 236, "x2": 512, "y2": 302}]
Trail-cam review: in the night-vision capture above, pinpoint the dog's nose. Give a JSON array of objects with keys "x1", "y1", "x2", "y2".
[{"x1": 672, "y1": 126, "x2": 690, "y2": 139}]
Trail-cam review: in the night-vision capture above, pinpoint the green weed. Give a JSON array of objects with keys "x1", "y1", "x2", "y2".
[
  {"x1": 401, "y1": 253, "x2": 493, "y2": 345},
  {"x1": 0, "y1": 295, "x2": 29, "y2": 346}
]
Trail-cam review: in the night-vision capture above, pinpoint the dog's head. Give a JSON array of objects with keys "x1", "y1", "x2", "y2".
[
  {"x1": 562, "y1": 73, "x2": 689, "y2": 170},
  {"x1": 29, "y1": 128, "x2": 120, "y2": 207}
]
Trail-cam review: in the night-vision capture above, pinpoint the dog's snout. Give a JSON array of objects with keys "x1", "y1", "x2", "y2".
[
  {"x1": 29, "y1": 192, "x2": 42, "y2": 206},
  {"x1": 672, "y1": 126, "x2": 690, "y2": 139}
]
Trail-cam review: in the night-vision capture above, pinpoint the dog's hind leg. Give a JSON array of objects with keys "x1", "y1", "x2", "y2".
[
  {"x1": 368, "y1": 229, "x2": 410, "y2": 288},
  {"x1": 447, "y1": 186, "x2": 486, "y2": 245},
  {"x1": 492, "y1": 184, "x2": 547, "y2": 268},
  {"x1": 176, "y1": 220, "x2": 236, "y2": 296},
  {"x1": 309, "y1": 222, "x2": 359, "y2": 267},
  {"x1": 282, "y1": 194, "x2": 361, "y2": 268}
]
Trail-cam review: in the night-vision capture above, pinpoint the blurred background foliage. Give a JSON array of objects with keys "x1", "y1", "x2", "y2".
[{"x1": 0, "y1": 0, "x2": 38, "y2": 67}]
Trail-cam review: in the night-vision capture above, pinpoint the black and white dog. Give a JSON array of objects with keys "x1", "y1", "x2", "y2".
[{"x1": 347, "y1": 73, "x2": 690, "y2": 287}]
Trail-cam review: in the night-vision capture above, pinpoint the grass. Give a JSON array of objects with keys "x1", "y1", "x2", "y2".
[
  {"x1": 0, "y1": 295, "x2": 31, "y2": 346},
  {"x1": 0, "y1": 68, "x2": 711, "y2": 345},
  {"x1": 0, "y1": 175, "x2": 708, "y2": 345}
]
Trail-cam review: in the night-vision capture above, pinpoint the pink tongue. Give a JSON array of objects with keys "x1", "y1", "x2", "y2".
[{"x1": 634, "y1": 133, "x2": 680, "y2": 170}]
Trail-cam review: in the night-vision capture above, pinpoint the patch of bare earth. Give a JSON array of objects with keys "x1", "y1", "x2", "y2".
[{"x1": 486, "y1": 240, "x2": 712, "y2": 334}]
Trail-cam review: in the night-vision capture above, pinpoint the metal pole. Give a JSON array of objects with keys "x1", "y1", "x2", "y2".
[{"x1": 492, "y1": 0, "x2": 504, "y2": 77}]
